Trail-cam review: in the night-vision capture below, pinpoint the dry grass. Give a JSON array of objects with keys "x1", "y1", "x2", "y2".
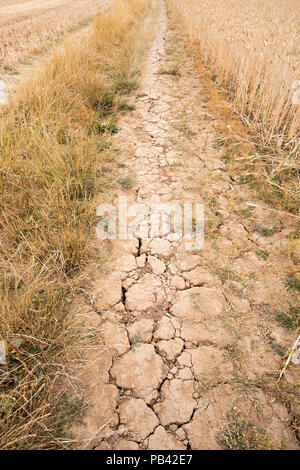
[
  {"x1": 0, "y1": 0, "x2": 110, "y2": 72},
  {"x1": 0, "y1": 0, "x2": 155, "y2": 449},
  {"x1": 167, "y1": 0, "x2": 300, "y2": 213}
]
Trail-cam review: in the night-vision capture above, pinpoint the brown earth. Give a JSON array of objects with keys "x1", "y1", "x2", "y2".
[{"x1": 72, "y1": 0, "x2": 299, "y2": 450}]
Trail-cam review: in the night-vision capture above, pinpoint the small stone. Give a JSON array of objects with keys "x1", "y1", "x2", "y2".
[
  {"x1": 193, "y1": 392, "x2": 199, "y2": 399},
  {"x1": 168, "y1": 373, "x2": 173, "y2": 380},
  {"x1": 175, "y1": 329, "x2": 181, "y2": 337},
  {"x1": 183, "y1": 440, "x2": 188, "y2": 446},
  {"x1": 170, "y1": 275, "x2": 186, "y2": 290},
  {"x1": 170, "y1": 366, "x2": 178, "y2": 374},
  {"x1": 120, "y1": 398, "x2": 159, "y2": 441},
  {"x1": 127, "y1": 318, "x2": 154, "y2": 343},
  {"x1": 136, "y1": 254, "x2": 146, "y2": 268}
]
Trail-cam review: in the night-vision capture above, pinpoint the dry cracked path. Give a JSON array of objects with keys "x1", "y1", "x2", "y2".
[{"x1": 73, "y1": 1, "x2": 300, "y2": 450}]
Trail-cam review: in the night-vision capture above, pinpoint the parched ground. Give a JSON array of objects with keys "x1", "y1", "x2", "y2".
[{"x1": 72, "y1": 1, "x2": 299, "y2": 450}]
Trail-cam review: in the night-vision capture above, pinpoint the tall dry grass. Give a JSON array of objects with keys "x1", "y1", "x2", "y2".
[
  {"x1": 168, "y1": 0, "x2": 300, "y2": 212},
  {"x1": 0, "y1": 0, "x2": 155, "y2": 449}
]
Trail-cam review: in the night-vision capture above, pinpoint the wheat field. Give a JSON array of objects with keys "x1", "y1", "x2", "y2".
[{"x1": 0, "y1": 0, "x2": 110, "y2": 71}]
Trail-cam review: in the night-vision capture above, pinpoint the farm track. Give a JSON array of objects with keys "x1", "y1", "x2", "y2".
[{"x1": 72, "y1": 0, "x2": 300, "y2": 450}]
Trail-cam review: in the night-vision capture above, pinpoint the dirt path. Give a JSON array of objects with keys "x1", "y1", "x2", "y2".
[{"x1": 73, "y1": 0, "x2": 299, "y2": 450}]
